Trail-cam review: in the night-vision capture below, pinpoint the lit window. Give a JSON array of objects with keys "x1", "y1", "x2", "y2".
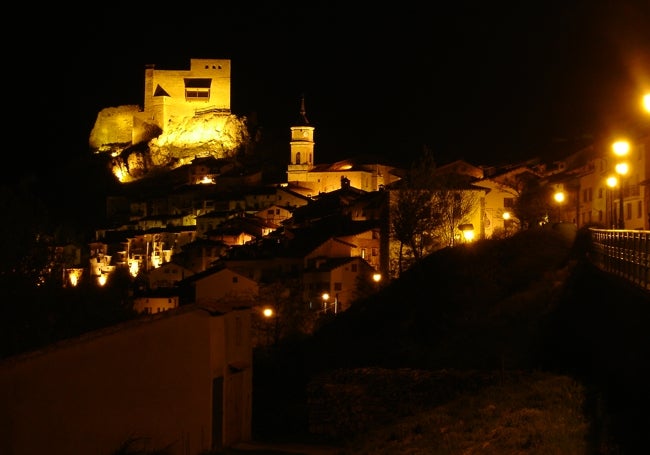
[{"x1": 184, "y1": 78, "x2": 211, "y2": 101}]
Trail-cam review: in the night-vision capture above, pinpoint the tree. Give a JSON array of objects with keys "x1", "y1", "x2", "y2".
[
  {"x1": 255, "y1": 279, "x2": 316, "y2": 346},
  {"x1": 429, "y1": 179, "x2": 480, "y2": 248},
  {"x1": 389, "y1": 148, "x2": 439, "y2": 275},
  {"x1": 389, "y1": 149, "x2": 480, "y2": 276},
  {"x1": 514, "y1": 177, "x2": 554, "y2": 229}
]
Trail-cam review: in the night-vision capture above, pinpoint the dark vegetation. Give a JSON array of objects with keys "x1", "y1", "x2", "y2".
[{"x1": 250, "y1": 227, "x2": 650, "y2": 454}]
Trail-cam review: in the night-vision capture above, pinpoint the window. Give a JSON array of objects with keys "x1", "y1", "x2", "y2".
[
  {"x1": 232, "y1": 276, "x2": 238, "y2": 283},
  {"x1": 351, "y1": 264, "x2": 358, "y2": 272},
  {"x1": 504, "y1": 197, "x2": 514, "y2": 208},
  {"x1": 626, "y1": 202, "x2": 632, "y2": 220},
  {"x1": 638, "y1": 201, "x2": 643, "y2": 218},
  {"x1": 334, "y1": 282, "x2": 342, "y2": 291},
  {"x1": 184, "y1": 78, "x2": 211, "y2": 101}
]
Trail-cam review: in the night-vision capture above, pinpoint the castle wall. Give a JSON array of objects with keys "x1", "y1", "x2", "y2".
[{"x1": 142, "y1": 59, "x2": 231, "y2": 135}]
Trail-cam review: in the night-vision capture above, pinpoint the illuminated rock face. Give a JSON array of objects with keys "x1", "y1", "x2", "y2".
[
  {"x1": 148, "y1": 112, "x2": 248, "y2": 167},
  {"x1": 89, "y1": 105, "x2": 140, "y2": 152},
  {"x1": 89, "y1": 59, "x2": 248, "y2": 182}
]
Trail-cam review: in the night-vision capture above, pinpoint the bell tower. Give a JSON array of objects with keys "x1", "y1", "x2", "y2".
[{"x1": 287, "y1": 95, "x2": 315, "y2": 183}]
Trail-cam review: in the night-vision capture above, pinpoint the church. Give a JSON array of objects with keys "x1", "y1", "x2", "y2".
[{"x1": 285, "y1": 96, "x2": 403, "y2": 197}]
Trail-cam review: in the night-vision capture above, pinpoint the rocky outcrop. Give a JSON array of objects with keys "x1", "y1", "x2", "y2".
[{"x1": 90, "y1": 106, "x2": 250, "y2": 181}]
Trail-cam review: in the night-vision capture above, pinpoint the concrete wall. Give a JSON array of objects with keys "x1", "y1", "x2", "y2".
[{"x1": 0, "y1": 304, "x2": 252, "y2": 455}]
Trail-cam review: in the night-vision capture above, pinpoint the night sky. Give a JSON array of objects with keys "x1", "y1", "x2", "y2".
[{"x1": 64, "y1": 2, "x2": 650, "y2": 170}]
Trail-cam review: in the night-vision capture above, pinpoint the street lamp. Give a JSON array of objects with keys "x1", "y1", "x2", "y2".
[
  {"x1": 458, "y1": 223, "x2": 475, "y2": 242},
  {"x1": 322, "y1": 292, "x2": 329, "y2": 312},
  {"x1": 262, "y1": 307, "x2": 274, "y2": 346},
  {"x1": 322, "y1": 292, "x2": 337, "y2": 314},
  {"x1": 606, "y1": 176, "x2": 618, "y2": 228},
  {"x1": 553, "y1": 190, "x2": 565, "y2": 223},
  {"x1": 612, "y1": 140, "x2": 630, "y2": 229},
  {"x1": 642, "y1": 93, "x2": 650, "y2": 114}
]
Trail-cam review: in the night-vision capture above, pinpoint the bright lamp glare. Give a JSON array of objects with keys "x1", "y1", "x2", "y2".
[
  {"x1": 462, "y1": 230, "x2": 475, "y2": 241},
  {"x1": 612, "y1": 141, "x2": 630, "y2": 156},
  {"x1": 615, "y1": 162, "x2": 629, "y2": 176},
  {"x1": 606, "y1": 176, "x2": 618, "y2": 188}
]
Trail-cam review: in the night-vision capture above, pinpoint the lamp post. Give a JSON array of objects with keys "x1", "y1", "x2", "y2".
[
  {"x1": 612, "y1": 140, "x2": 630, "y2": 229},
  {"x1": 553, "y1": 190, "x2": 565, "y2": 223},
  {"x1": 262, "y1": 307, "x2": 274, "y2": 346},
  {"x1": 606, "y1": 176, "x2": 618, "y2": 229},
  {"x1": 322, "y1": 292, "x2": 337, "y2": 314},
  {"x1": 458, "y1": 223, "x2": 475, "y2": 242}
]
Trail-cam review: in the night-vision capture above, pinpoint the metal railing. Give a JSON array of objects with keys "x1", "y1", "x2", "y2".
[{"x1": 589, "y1": 228, "x2": 650, "y2": 292}]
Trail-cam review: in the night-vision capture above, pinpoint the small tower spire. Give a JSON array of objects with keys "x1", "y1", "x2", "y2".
[{"x1": 298, "y1": 93, "x2": 309, "y2": 125}]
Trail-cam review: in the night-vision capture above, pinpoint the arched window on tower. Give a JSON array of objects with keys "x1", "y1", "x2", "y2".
[{"x1": 296, "y1": 152, "x2": 301, "y2": 165}]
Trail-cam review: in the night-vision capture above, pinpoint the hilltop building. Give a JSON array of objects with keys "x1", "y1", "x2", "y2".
[
  {"x1": 89, "y1": 58, "x2": 247, "y2": 181},
  {"x1": 134, "y1": 58, "x2": 232, "y2": 144}
]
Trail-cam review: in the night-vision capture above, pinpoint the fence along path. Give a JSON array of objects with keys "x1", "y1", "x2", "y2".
[{"x1": 589, "y1": 228, "x2": 650, "y2": 292}]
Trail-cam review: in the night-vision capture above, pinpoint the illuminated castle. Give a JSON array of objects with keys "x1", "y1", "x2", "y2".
[
  {"x1": 132, "y1": 58, "x2": 232, "y2": 144},
  {"x1": 89, "y1": 58, "x2": 247, "y2": 181}
]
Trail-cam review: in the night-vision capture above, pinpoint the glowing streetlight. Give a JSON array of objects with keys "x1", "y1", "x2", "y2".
[
  {"x1": 612, "y1": 140, "x2": 630, "y2": 229},
  {"x1": 261, "y1": 306, "x2": 275, "y2": 346},
  {"x1": 458, "y1": 223, "x2": 475, "y2": 242},
  {"x1": 642, "y1": 93, "x2": 650, "y2": 114},
  {"x1": 612, "y1": 140, "x2": 630, "y2": 157},
  {"x1": 606, "y1": 176, "x2": 619, "y2": 228},
  {"x1": 553, "y1": 190, "x2": 565, "y2": 222}
]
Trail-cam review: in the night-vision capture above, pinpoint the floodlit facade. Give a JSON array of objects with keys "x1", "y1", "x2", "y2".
[
  {"x1": 553, "y1": 133, "x2": 650, "y2": 230},
  {"x1": 0, "y1": 304, "x2": 252, "y2": 455},
  {"x1": 133, "y1": 59, "x2": 231, "y2": 144}
]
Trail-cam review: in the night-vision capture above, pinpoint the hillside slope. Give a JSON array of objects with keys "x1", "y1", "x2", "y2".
[{"x1": 251, "y1": 226, "x2": 650, "y2": 453}]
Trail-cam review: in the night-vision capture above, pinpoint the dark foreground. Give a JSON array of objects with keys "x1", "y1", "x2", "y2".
[{"x1": 247, "y1": 229, "x2": 649, "y2": 454}]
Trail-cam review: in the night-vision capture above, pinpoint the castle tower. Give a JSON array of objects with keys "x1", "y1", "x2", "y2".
[{"x1": 287, "y1": 95, "x2": 315, "y2": 183}]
